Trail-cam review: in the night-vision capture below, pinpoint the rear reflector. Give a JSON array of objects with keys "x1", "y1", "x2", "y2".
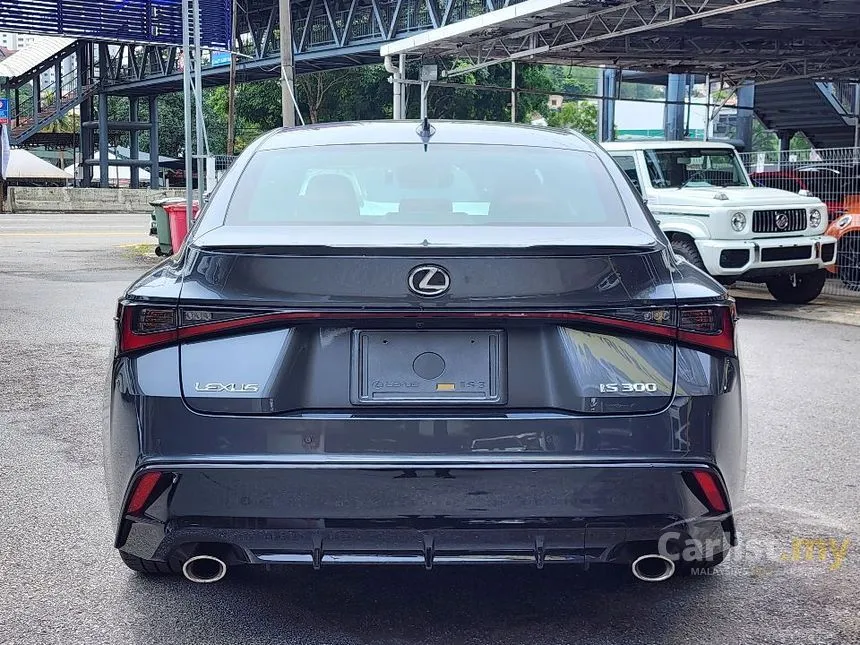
[
  {"x1": 691, "y1": 470, "x2": 728, "y2": 514},
  {"x1": 126, "y1": 471, "x2": 164, "y2": 516},
  {"x1": 117, "y1": 302, "x2": 737, "y2": 355}
]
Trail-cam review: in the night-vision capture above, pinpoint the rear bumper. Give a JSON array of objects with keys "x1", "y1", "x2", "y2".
[{"x1": 118, "y1": 460, "x2": 735, "y2": 568}]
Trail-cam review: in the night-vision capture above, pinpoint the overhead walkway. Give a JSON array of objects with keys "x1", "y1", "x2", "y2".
[
  {"x1": 0, "y1": 36, "x2": 96, "y2": 146},
  {"x1": 91, "y1": 0, "x2": 512, "y2": 97},
  {"x1": 754, "y1": 80, "x2": 858, "y2": 149}
]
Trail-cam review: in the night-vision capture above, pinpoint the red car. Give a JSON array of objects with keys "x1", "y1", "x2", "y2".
[{"x1": 826, "y1": 195, "x2": 860, "y2": 291}]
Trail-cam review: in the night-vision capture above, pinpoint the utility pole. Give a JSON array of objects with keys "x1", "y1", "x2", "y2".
[
  {"x1": 227, "y1": 0, "x2": 238, "y2": 155},
  {"x1": 192, "y1": 0, "x2": 206, "y2": 206},
  {"x1": 854, "y1": 82, "x2": 860, "y2": 154},
  {"x1": 181, "y1": 0, "x2": 194, "y2": 231},
  {"x1": 279, "y1": 0, "x2": 296, "y2": 127},
  {"x1": 510, "y1": 62, "x2": 517, "y2": 123}
]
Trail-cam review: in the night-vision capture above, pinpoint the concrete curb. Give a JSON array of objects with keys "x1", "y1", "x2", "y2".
[{"x1": 7, "y1": 187, "x2": 186, "y2": 214}]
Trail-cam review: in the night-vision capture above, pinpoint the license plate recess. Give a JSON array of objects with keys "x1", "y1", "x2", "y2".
[{"x1": 352, "y1": 329, "x2": 505, "y2": 404}]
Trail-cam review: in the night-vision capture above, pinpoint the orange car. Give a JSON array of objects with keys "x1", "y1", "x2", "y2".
[{"x1": 826, "y1": 194, "x2": 860, "y2": 290}]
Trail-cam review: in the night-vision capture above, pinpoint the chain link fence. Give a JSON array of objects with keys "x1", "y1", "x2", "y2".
[
  {"x1": 734, "y1": 147, "x2": 860, "y2": 299},
  {"x1": 212, "y1": 155, "x2": 239, "y2": 182}
]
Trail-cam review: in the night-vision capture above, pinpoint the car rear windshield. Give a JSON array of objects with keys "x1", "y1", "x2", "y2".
[{"x1": 224, "y1": 143, "x2": 629, "y2": 227}]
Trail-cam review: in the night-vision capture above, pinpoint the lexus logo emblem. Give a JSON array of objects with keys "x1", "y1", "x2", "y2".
[
  {"x1": 776, "y1": 213, "x2": 789, "y2": 230},
  {"x1": 408, "y1": 265, "x2": 451, "y2": 297}
]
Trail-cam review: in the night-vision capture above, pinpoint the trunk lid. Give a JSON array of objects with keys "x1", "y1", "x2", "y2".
[{"x1": 176, "y1": 232, "x2": 678, "y2": 417}]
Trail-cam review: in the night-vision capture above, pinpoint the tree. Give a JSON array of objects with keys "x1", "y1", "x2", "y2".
[
  {"x1": 752, "y1": 118, "x2": 779, "y2": 153},
  {"x1": 546, "y1": 100, "x2": 599, "y2": 139},
  {"x1": 119, "y1": 63, "x2": 574, "y2": 159},
  {"x1": 38, "y1": 90, "x2": 80, "y2": 134},
  {"x1": 544, "y1": 65, "x2": 599, "y2": 97},
  {"x1": 790, "y1": 132, "x2": 813, "y2": 152},
  {"x1": 408, "y1": 62, "x2": 554, "y2": 123},
  {"x1": 295, "y1": 70, "x2": 359, "y2": 124},
  {"x1": 619, "y1": 83, "x2": 666, "y2": 101},
  {"x1": 133, "y1": 91, "x2": 228, "y2": 158}
]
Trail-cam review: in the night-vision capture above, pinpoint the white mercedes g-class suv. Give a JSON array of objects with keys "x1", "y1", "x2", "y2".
[{"x1": 602, "y1": 140, "x2": 837, "y2": 304}]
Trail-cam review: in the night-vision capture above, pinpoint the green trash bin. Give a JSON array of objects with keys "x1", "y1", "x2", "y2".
[{"x1": 149, "y1": 197, "x2": 187, "y2": 256}]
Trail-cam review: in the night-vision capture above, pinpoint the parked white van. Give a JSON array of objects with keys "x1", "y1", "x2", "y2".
[{"x1": 602, "y1": 140, "x2": 837, "y2": 304}]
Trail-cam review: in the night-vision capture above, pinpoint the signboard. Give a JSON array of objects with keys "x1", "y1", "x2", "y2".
[
  {"x1": 0, "y1": 98, "x2": 8, "y2": 125},
  {"x1": 0, "y1": 0, "x2": 232, "y2": 48},
  {"x1": 210, "y1": 50, "x2": 232, "y2": 67}
]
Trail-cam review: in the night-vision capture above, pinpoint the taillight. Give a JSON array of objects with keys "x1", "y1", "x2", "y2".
[
  {"x1": 677, "y1": 303, "x2": 736, "y2": 354},
  {"x1": 125, "y1": 471, "x2": 165, "y2": 516},
  {"x1": 117, "y1": 303, "x2": 323, "y2": 354},
  {"x1": 119, "y1": 304, "x2": 178, "y2": 353},
  {"x1": 116, "y1": 302, "x2": 737, "y2": 355}
]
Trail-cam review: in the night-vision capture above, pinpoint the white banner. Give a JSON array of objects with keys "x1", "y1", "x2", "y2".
[{"x1": 1, "y1": 124, "x2": 10, "y2": 180}]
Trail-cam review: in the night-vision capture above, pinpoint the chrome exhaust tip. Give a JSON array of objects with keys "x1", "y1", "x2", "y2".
[
  {"x1": 631, "y1": 554, "x2": 676, "y2": 582},
  {"x1": 182, "y1": 554, "x2": 228, "y2": 583}
]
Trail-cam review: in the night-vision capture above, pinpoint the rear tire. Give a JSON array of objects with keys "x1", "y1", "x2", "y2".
[
  {"x1": 119, "y1": 550, "x2": 181, "y2": 575},
  {"x1": 765, "y1": 269, "x2": 827, "y2": 304},
  {"x1": 671, "y1": 237, "x2": 707, "y2": 272}
]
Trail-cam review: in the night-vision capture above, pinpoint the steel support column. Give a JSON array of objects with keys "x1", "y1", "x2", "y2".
[
  {"x1": 149, "y1": 96, "x2": 160, "y2": 188},
  {"x1": 854, "y1": 82, "x2": 860, "y2": 150},
  {"x1": 665, "y1": 73, "x2": 688, "y2": 141},
  {"x1": 736, "y1": 80, "x2": 755, "y2": 151},
  {"x1": 510, "y1": 62, "x2": 517, "y2": 123},
  {"x1": 98, "y1": 92, "x2": 109, "y2": 188},
  {"x1": 399, "y1": 54, "x2": 406, "y2": 118},
  {"x1": 130, "y1": 97, "x2": 140, "y2": 188},
  {"x1": 778, "y1": 131, "x2": 794, "y2": 166},
  {"x1": 193, "y1": 0, "x2": 207, "y2": 206},
  {"x1": 32, "y1": 74, "x2": 40, "y2": 123},
  {"x1": 280, "y1": 0, "x2": 297, "y2": 128},
  {"x1": 54, "y1": 61, "x2": 61, "y2": 113},
  {"x1": 597, "y1": 67, "x2": 618, "y2": 142},
  {"x1": 182, "y1": 0, "x2": 195, "y2": 224},
  {"x1": 77, "y1": 45, "x2": 94, "y2": 188}
]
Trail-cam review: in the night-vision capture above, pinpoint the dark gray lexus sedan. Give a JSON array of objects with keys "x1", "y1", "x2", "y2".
[{"x1": 103, "y1": 120, "x2": 746, "y2": 584}]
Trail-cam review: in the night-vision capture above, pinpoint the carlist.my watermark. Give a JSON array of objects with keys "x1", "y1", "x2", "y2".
[{"x1": 654, "y1": 506, "x2": 853, "y2": 576}]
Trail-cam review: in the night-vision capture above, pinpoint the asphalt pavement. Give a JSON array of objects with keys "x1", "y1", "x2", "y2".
[{"x1": 1, "y1": 213, "x2": 858, "y2": 645}]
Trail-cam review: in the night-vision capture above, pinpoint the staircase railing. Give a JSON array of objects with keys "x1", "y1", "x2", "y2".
[
  {"x1": 820, "y1": 81, "x2": 858, "y2": 118},
  {"x1": 9, "y1": 75, "x2": 101, "y2": 144}
]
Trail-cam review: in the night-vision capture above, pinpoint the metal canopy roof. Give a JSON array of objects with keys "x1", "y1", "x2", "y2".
[
  {"x1": 0, "y1": 36, "x2": 75, "y2": 79},
  {"x1": 380, "y1": 0, "x2": 860, "y2": 85}
]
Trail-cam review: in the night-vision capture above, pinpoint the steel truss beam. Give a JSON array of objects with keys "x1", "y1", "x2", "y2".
[
  {"x1": 723, "y1": 57, "x2": 860, "y2": 85},
  {"x1": 433, "y1": 0, "x2": 782, "y2": 78},
  {"x1": 70, "y1": 0, "x2": 860, "y2": 96},
  {"x1": 560, "y1": 36, "x2": 860, "y2": 63},
  {"x1": 534, "y1": 36, "x2": 860, "y2": 83},
  {"x1": 97, "y1": 0, "x2": 513, "y2": 94}
]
